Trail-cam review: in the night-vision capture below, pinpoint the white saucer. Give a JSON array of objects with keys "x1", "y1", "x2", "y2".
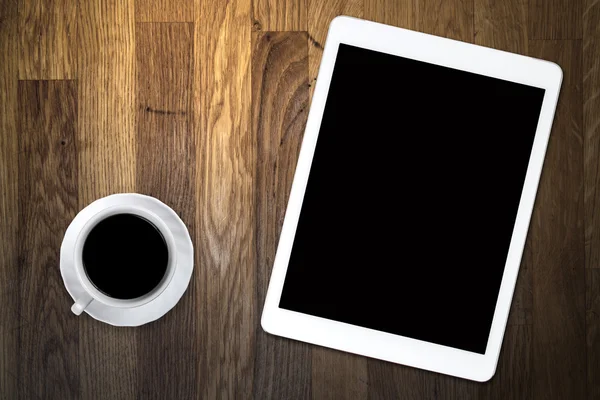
[{"x1": 60, "y1": 194, "x2": 194, "y2": 326}]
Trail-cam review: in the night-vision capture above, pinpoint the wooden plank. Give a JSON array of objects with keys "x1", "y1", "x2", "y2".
[
  {"x1": 364, "y1": 0, "x2": 414, "y2": 28},
  {"x1": 367, "y1": 361, "x2": 439, "y2": 399},
  {"x1": 583, "y1": 2, "x2": 600, "y2": 397},
  {"x1": 77, "y1": 1, "x2": 137, "y2": 399},
  {"x1": 135, "y1": 0, "x2": 194, "y2": 22},
  {"x1": 312, "y1": 349, "x2": 367, "y2": 400},
  {"x1": 135, "y1": 22, "x2": 198, "y2": 399},
  {"x1": 18, "y1": 0, "x2": 41, "y2": 79},
  {"x1": 251, "y1": 31, "x2": 311, "y2": 400},
  {"x1": 308, "y1": 0, "x2": 362, "y2": 99},
  {"x1": 18, "y1": 0, "x2": 76, "y2": 79},
  {"x1": 587, "y1": 269, "x2": 600, "y2": 399},
  {"x1": 78, "y1": 326, "x2": 137, "y2": 400},
  {"x1": 528, "y1": 0, "x2": 582, "y2": 40},
  {"x1": 252, "y1": 0, "x2": 306, "y2": 31},
  {"x1": 528, "y1": 40, "x2": 586, "y2": 399},
  {"x1": 417, "y1": 0, "x2": 473, "y2": 42},
  {"x1": 17, "y1": 80, "x2": 79, "y2": 400},
  {"x1": 195, "y1": 0, "x2": 255, "y2": 398},
  {"x1": 77, "y1": 0, "x2": 136, "y2": 207},
  {"x1": 474, "y1": 0, "x2": 527, "y2": 54},
  {"x1": 0, "y1": 0, "x2": 19, "y2": 397},
  {"x1": 584, "y1": 0, "x2": 600, "y2": 271}
]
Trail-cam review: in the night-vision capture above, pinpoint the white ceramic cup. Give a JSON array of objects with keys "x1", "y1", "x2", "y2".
[{"x1": 70, "y1": 204, "x2": 177, "y2": 315}]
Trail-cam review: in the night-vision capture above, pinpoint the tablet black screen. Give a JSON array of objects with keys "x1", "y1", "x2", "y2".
[{"x1": 279, "y1": 44, "x2": 545, "y2": 354}]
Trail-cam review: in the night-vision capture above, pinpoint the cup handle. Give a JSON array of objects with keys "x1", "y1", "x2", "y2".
[{"x1": 71, "y1": 293, "x2": 93, "y2": 315}]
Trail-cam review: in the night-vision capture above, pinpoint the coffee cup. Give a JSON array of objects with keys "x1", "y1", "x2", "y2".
[{"x1": 68, "y1": 203, "x2": 177, "y2": 315}]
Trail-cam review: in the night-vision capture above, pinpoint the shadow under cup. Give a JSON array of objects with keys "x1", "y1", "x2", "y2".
[{"x1": 82, "y1": 213, "x2": 169, "y2": 300}]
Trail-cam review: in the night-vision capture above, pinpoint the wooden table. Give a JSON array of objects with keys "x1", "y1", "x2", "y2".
[{"x1": 1, "y1": 0, "x2": 598, "y2": 398}]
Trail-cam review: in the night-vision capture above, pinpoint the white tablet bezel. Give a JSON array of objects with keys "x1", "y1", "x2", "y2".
[{"x1": 261, "y1": 16, "x2": 562, "y2": 382}]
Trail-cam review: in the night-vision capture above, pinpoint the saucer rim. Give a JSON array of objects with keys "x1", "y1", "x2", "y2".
[{"x1": 60, "y1": 193, "x2": 194, "y2": 327}]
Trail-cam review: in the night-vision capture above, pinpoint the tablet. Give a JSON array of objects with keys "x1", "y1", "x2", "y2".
[{"x1": 261, "y1": 16, "x2": 562, "y2": 382}]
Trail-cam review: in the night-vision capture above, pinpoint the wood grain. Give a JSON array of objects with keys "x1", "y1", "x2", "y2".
[
  {"x1": 474, "y1": 0, "x2": 528, "y2": 54},
  {"x1": 529, "y1": 0, "x2": 582, "y2": 39},
  {"x1": 584, "y1": 0, "x2": 600, "y2": 271},
  {"x1": 0, "y1": 1, "x2": 599, "y2": 399},
  {"x1": 195, "y1": 0, "x2": 256, "y2": 398},
  {"x1": 252, "y1": 31, "x2": 311, "y2": 400},
  {"x1": 18, "y1": 0, "x2": 40, "y2": 79},
  {"x1": 367, "y1": 360, "x2": 436, "y2": 399},
  {"x1": 77, "y1": 1, "x2": 137, "y2": 399},
  {"x1": 308, "y1": 0, "x2": 362, "y2": 99},
  {"x1": 528, "y1": 40, "x2": 587, "y2": 400},
  {"x1": 0, "y1": 0, "x2": 19, "y2": 398},
  {"x1": 17, "y1": 80, "x2": 79, "y2": 400},
  {"x1": 583, "y1": 0, "x2": 600, "y2": 398},
  {"x1": 312, "y1": 349, "x2": 367, "y2": 399},
  {"x1": 77, "y1": 0, "x2": 136, "y2": 202},
  {"x1": 18, "y1": 0, "x2": 76, "y2": 79},
  {"x1": 253, "y1": 0, "x2": 307, "y2": 31},
  {"x1": 587, "y1": 268, "x2": 600, "y2": 399},
  {"x1": 135, "y1": 22, "x2": 198, "y2": 400},
  {"x1": 364, "y1": 0, "x2": 414, "y2": 29},
  {"x1": 417, "y1": 0, "x2": 473, "y2": 41},
  {"x1": 77, "y1": 325, "x2": 137, "y2": 400},
  {"x1": 136, "y1": 0, "x2": 194, "y2": 22}
]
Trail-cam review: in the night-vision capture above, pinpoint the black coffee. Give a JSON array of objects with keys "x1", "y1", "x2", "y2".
[{"x1": 82, "y1": 213, "x2": 169, "y2": 300}]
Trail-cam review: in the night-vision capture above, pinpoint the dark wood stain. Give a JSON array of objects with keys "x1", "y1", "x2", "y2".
[
  {"x1": 584, "y1": 0, "x2": 600, "y2": 274},
  {"x1": 367, "y1": 359, "x2": 438, "y2": 399},
  {"x1": 584, "y1": 1, "x2": 600, "y2": 397},
  {"x1": 0, "y1": 1, "x2": 598, "y2": 399},
  {"x1": 17, "y1": 80, "x2": 79, "y2": 400},
  {"x1": 144, "y1": 106, "x2": 186, "y2": 116},
  {"x1": 0, "y1": 0, "x2": 19, "y2": 396},
  {"x1": 586, "y1": 268, "x2": 600, "y2": 400},
  {"x1": 528, "y1": 40, "x2": 586, "y2": 400},
  {"x1": 307, "y1": 33, "x2": 324, "y2": 50}
]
